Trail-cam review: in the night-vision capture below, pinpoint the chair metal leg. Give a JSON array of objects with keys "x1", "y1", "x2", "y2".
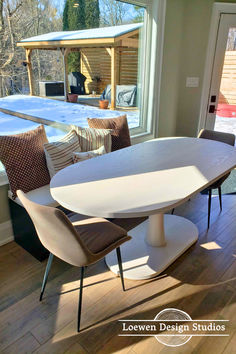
[
  {"x1": 218, "y1": 186, "x2": 222, "y2": 211},
  {"x1": 77, "y1": 266, "x2": 85, "y2": 332},
  {"x1": 39, "y1": 252, "x2": 54, "y2": 301},
  {"x1": 208, "y1": 189, "x2": 212, "y2": 230},
  {"x1": 116, "y1": 247, "x2": 125, "y2": 292},
  {"x1": 171, "y1": 208, "x2": 175, "y2": 215}
]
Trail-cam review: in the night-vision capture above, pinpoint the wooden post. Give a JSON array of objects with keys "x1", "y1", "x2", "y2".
[
  {"x1": 26, "y1": 49, "x2": 34, "y2": 96},
  {"x1": 61, "y1": 48, "x2": 69, "y2": 102},
  {"x1": 111, "y1": 47, "x2": 117, "y2": 110}
]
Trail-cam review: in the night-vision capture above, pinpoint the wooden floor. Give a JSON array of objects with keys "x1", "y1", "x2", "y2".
[{"x1": 0, "y1": 193, "x2": 235, "y2": 353}]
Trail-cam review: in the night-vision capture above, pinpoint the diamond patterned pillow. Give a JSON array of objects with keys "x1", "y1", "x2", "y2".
[{"x1": 0, "y1": 125, "x2": 50, "y2": 199}]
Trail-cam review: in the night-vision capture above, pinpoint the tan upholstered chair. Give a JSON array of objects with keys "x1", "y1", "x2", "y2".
[
  {"x1": 198, "y1": 129, "x2": 235, "y2": 228},
  {"x1": 17, "y1": 190, "x2": 131, "y2": 332}
]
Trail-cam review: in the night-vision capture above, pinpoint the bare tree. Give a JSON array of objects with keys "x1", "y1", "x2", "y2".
[
  {"x1": 100, "y1": 0, "x2": 129, "y2": 26},
  {"x1": 0, "y1": 0, "x2": 63, "y2": 97}
]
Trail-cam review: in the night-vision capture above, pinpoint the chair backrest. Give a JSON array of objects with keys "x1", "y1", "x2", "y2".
[
  {"x1": 198, "y1": 129, "x2": 235, "y2": 146},
  {"x1": 17, "y1": 190, "x2": 94, "y2": 267}
]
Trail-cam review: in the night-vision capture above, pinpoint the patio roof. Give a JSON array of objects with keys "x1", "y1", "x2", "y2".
[
  {"x1": 17, "y1": 23, "x2": 142, "y2": 49},
  {"x1": 17, "y1": 23, "x2": 142, "y2": 109}
]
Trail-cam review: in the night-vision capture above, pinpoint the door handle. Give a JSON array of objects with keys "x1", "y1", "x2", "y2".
[{"x1": 209, "y1": 105, "x2": 216, "y2": 113}]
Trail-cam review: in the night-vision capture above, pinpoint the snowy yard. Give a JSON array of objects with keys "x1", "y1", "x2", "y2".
[{"x1": 0, "y1": 95, "x2": 139, "y2": 130}]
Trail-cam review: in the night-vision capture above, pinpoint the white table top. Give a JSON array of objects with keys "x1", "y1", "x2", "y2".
[{"x1": 50, "y1": 137, "x2": 236, "y2": 218}]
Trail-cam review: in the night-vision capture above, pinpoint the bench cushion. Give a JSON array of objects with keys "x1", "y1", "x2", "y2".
[{"x1": 8, "y1": 184, "x2": 58, "y2": 207}]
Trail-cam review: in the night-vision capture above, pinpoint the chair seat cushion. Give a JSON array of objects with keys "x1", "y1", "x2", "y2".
[
  {"x1": 8, "y1": 184, "x2": 58, "y2": 207},
  {"x1": 71, "y1": 215, "x2": 127, "y2": 254}
]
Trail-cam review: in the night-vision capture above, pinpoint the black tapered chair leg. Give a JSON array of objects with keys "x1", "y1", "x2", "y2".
[
  {"x1": 116, "y1": 247, "x2": 125, "y2": 292},
  {"x1": 208, "y1": 189, "x2": 212, "y2": 230},
  {"x1": 39, "y1": 252, "x2": 54, "y2": 301},
  {"x1": 77, "y1": 266, "x2": 85, "y2": 332},
  {"x1": 171, "y1": 208, "x2": 175, "y2": 215},
  {"x1": 218, "y1": 186, "x2": 222, "y2": 211}
]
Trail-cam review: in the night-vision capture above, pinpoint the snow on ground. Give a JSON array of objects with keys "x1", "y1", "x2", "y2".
[
  {"x1": 215, "y1": 115, "x2": 236, "y2": 138},
  {"x1": 0, "y1": 111, "x2": 65, "y2": 141},
  {"x1": 0, "y1": 95, "x2": 139, "y2": 129}
]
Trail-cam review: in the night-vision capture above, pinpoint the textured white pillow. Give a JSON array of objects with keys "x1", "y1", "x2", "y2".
[
  {"x1": 72, "y1": 145, "x2": 107, "y2": 163},
  {"x1": 70, "y1": 125, "x2": 112, "y2": 153},
  {"x1": 44, "y1": 130, "x2": 81, "y2": 178}
]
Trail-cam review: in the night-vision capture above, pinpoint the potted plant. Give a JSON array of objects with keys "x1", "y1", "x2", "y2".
[
  {"x1": 67, "y1": 93, "x2": 78, "y2": 103},
  {"x1": 99, "y1": 99, "x2": 109, "y2": 109}
]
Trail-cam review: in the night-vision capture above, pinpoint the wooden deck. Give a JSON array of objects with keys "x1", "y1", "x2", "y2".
[{"x1": 0, "y1": 193, "x2": 235, "y2": 353}]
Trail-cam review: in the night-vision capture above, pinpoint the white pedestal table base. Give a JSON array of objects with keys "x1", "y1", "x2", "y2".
[{"x1": 105, "y1": 214, "x2": 198, "y2": 280}]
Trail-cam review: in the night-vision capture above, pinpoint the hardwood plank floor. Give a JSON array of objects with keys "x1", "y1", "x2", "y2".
[{"x1": 0, "y1": 193, "x2": 235, "y2": 353}]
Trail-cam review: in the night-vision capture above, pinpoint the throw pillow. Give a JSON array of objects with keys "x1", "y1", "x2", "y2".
[
  {"x1": 87, "y1": 114, "x2": 131, "y2": 151},
  {"x1": 44, "y1": 129, "x2": 81, "y2": 178},
  {"x1": 72, "y1": 145, "x2": 106, "y2": 163},
  {"x1": 71, "y1": 126, "x2": 112, "y2": 153},
  {"x1": 0, "y1": 125, "x2": 50, "y2": 199}
]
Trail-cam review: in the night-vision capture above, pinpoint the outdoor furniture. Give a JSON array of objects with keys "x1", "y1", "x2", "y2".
[
  {"x1": 68, "y1": 72, "x2": 86, "y2": 95},
  {"x1": 198, "y1": 129, "x2": 235, "y2": 228},
  {"x1": 39, "y1": 81, "x2": 64, "y2": 97},
  {"x1": 50, "y1": 137, "x2": 236, "y2": 280},
  {"x1": 16, "y1": 190, "x2": 130, "y2": 332},
  {"x1": 101, "y1": 84, "x2": 137, "y2": 107}
]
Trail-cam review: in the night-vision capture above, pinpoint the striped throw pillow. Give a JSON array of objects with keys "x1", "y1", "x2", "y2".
[
  {"x1": 72, "y1": 145, "x2": 107, "y2": 163},
  {"x1": 70, "y1": 126, "x2": 112, "y2": 152},
  {"x1": 44, "y1": 130, "x2": 81, "y2": 178}
]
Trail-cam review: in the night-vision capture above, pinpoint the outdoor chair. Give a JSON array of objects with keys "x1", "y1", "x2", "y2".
[
  {"x1": 17, "y1": 190, "x2": 131, "y2": 332},
  {"x1": 198, "y1": 129, "x2": 235, "y2": 228}
]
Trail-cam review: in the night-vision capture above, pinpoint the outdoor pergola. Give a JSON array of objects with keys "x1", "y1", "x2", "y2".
[{"x1": 17, "y1": 23, "x2": 141, "y2": 109}]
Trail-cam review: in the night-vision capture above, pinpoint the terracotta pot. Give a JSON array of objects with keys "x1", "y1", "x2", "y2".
[
  {"x1": 99, "y1": 99, "x2": 109, "y2": 109},
  {"x1": 67, "y1": 93, "x2": 78, "y2": 103}
]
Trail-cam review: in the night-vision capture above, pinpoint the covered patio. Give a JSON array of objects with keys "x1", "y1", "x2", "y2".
[{"x1": 17, "y1": 23, "x2": 141, "y2": 110}]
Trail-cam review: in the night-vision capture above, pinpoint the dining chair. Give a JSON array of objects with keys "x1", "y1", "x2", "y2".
[
  {"x1": 17, "y1": 190, "x2": 131, "y2": 332},
  {"x1": 198, "y1": 129, "x2": 235, "y2": 229}
]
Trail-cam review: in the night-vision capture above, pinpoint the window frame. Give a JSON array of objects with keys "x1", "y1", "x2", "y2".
[
  {"x1": 119, "y1": 0, "x2": 166, "y2": 144},
  {"x1": 0, "y1": 0, "x2": 166, "y2": 185}
]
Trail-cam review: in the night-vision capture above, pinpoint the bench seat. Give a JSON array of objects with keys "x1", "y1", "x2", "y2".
[
  {"x1": 9, "y1": 184, "x2": 60, "y2": 261},
  {"x1": 8, "y1": 184, "x2": 59, "y2": 208}
]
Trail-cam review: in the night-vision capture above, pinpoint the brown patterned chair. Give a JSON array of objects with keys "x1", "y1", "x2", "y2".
[{"x1": 17, "y1": 190, "x2": 131, "y2": 332}]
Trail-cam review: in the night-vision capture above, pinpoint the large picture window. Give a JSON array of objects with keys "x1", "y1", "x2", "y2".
[{"x1": 0, "y1": 0, "x2": 166, "y2": 178}]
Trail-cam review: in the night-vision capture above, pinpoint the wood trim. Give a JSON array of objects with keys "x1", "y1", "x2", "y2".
[
  {"x1": 0, "y1": 220, "x2": 14, "y2": 246},
  {"x1": 121, "y1": 39, "x2": 139, "y2": 48},
  {"x1": 17, "y1": 37, "x2": 116, "y2": 49},
  {"x1": 61, "y1": 48, "x2": 70, "y2": 102},
  {"x1": 16, "y1": 29, "x2": 141, "y2": 50},
  {"x1": 25, "y1": 49, "x2": 34, "y2": 96},
  {"x1": 115, "y1": 29, "x2": 140, "y2": 41},
  {"x1": 111, "y1": 47, "x2": 117, "y2": 110},
  {"x1": 106, "y1": 48, "x2": 112, "y2": 56}
]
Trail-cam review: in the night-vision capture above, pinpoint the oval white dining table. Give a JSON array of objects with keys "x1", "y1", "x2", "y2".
[{"x1": 50, "y1": 137, "x2": 236, "y2": 280}]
